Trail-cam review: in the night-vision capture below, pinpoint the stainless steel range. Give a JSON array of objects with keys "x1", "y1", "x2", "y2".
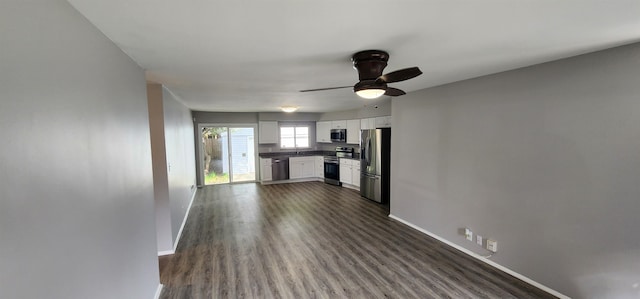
[{"x1": 324, "y1": 147, "x2": 353, "y2": 186}]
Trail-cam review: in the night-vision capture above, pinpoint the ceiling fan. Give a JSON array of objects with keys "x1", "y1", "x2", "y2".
[{"x1": 300, "y1": 50, "x2": 422, "y2": 99}]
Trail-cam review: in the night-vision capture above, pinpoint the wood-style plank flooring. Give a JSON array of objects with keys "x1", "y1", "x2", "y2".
[{"x1": 159, "y1": 182, "x2": 555, "y2": 299}]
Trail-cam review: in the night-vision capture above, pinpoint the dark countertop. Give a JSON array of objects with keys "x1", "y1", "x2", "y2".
[
  {"x1": 258, "y1": 150, "x2": 332, "y2": 158},
  {"x1": 259, "y1": 151, "x2": 360, "y2": 160}
]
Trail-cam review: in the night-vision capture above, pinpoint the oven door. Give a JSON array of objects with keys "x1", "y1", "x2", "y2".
[{"x1": 324, "y1": 160, "x2": 340, "y2": 185}]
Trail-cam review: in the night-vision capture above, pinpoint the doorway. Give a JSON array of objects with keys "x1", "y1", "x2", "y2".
[{"x1": 200, "y1": 125, "x2": 257, "y2": 185}]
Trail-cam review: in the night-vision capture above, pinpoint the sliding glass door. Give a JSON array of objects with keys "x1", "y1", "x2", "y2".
[{"x1": 201, "y1": 125, "x2": 256, "y2": 185}]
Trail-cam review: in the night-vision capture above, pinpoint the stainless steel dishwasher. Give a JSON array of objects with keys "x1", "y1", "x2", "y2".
[{"x1": 271, "y1": 157, "x2": 289, "y2": 180}]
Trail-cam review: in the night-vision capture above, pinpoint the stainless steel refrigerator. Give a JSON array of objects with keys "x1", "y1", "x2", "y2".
[{"x1": 360, "y1": 128, "x2": 391, "y2": 203}]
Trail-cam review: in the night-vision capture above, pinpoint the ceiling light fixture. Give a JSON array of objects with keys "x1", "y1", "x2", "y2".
[
  {"x1": 280, "y1": 106, "x2": 298, "y2": 113},
  {"x1": 355, "y1": 88, "x2": 385, "y2": 99},
  {"x1": 354, "y1": 80, "x2": 386, "y2": 99}
]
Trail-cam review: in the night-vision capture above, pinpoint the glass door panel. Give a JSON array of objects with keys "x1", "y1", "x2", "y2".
[
  {"x1": 201, "y1": 125, "x2": 256, "y2": 185},
  {"x1": 229, "y1": 127, "x2": 256, "y2": 182},
  {"x1": 202, "y1": 127, "x2": 230, "y2": 185}
]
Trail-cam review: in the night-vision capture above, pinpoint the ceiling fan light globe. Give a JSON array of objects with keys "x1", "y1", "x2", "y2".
[{"x1": 356, "y1": 88, "x2": 385, "y2": 99}]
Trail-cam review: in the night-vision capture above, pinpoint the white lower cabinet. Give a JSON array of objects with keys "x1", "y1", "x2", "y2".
[
  {"x1": 290, "y1": 156, "x2": 316, "y2": 179},
  {"x1": 339, "y1": 158, "x2": 360, "y2": 189},
  {"x1": 340, "y1": 159, "x2": 352, "y2": 184},
  {"x1": 260, "y1": 158, "x2": 272, "y2": 181},
  {"x1": 352, "y1": 160, "x2": 360, "y2": 188},
  {"x1": 314, "y1": 156, "x2": 324, "y2": 178}
]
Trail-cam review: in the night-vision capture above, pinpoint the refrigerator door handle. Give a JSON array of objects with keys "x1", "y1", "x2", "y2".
[
  {"x1": 366, "y1": 137, "x2": 372, "y2": 166},
  {"x1": 362, "y1": 173, "x2": 379, "y2": 179},
  {"x1": 361, "y1": 137, "x2": 366, "y2": 162}
]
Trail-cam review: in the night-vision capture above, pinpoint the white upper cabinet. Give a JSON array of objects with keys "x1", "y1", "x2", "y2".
[
  {"x1": 318, "y1": 118, "x2": 385, "y2": 143},
  {"x1": 360, "y1": 118, "x2": 376, "y2": 130},
  {"x1": 346, "y1": 119, "x2": 360, "y2": 144},
  {"x1": 316, "y1": 121, "x2": 332, "y2": 143},
  {"x1": 375, "y1": 116, "x2": 392, "y2": 128},
  {"x1": 258, "y1": 121, "x2": 278, "y2": 144},
  {"x1": 331, "y1": 120, "x2": 347, "y2": 129}
]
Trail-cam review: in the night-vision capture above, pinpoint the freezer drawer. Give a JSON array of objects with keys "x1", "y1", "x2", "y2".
[{"x1": 360, "y1": 173, "x2": 382, "y2": 203}]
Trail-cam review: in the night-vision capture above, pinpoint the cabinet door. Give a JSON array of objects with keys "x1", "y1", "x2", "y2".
[
  {"x1": 346, "y1": 119, "x2": 360, "y2": 144},
  {"x1": 260, "y1": 158, "x2": 272, "y2": 181},
  {"x1": 262, "y1": 165, "x2": 272, "y2": 181},
  {"x1": 314, "y1": 156, "x2": 324, "y2": 178},
  {"x1": 289, "y1": 161, "x2": 302, "y2": 179},
  {"x1": 375, "y1": 116, "x2": 392, "y2": 128},
  {"x1": 360, "y1": 118, "x2": 375, "y2": 130},
  {"x1": 352, "y1": 160, "x2": 360, "y2": 188},
  {"x1": 360, "y1": 118, "x2": 368, "y2": 130},
  {"x1": 339, "y1": 164, "x2": 352, "y2": 184},
  {"x1": 339, "y1": 159, "x2": 352, "y2": 184},
  {"x1": 316, "y1": 121, "x2": 332, "y2": 143},
  {"x1": 258, "y1": 121, "x2": 278, "y2": 144},
  {"x1": 301, "y1": 160, "x2": 315, "y2": 178},
  {"x1": 290, "y1": 157, "x2": 315, "y2": 179},
  {"x1": 332, "y1": 120, "x2": 347, "y2": 129}
]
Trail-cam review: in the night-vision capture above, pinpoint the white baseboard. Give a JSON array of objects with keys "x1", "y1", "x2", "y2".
[
  {"x1": 154, "y1": 284, "x2": 163, "y2": 299},
  {"x1": 341, "y1": 183, "x2": 359, "y2": 191},
  {"x1": 388, "y1": 214, "x2": 570, "y2": 299},
  {"x1": 157, "y1": 250, "x2": 174, "y2": 256},
  {"x1": 172, "y1": 189, "x2": 197, "y2": 252},
  {"x1": 260, "y1": 178, "x2": 324, "y2": 185}
]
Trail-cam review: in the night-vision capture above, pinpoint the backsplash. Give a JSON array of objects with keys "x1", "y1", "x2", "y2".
[{"x1": 258, "y1": 143, "x2": 360, "y2": 154}]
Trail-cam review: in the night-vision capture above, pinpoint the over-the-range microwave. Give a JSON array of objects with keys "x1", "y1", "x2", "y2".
[{"x1": 330, "y1": 129, "x2": 346, "y2": 142}]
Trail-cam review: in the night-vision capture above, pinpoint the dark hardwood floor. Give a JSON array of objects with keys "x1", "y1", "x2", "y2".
[{"x1": 159, "y1": 182, "x2": 555, "y2": 299}]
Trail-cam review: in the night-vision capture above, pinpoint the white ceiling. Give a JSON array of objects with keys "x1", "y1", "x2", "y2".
[{"x1": 66, "y1": 0, "x2": 640, "y2": 113}]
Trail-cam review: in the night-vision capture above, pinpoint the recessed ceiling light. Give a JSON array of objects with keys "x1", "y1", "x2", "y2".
[{"x1": 280, "y1": 106, "x2": 298, "y2": 113}]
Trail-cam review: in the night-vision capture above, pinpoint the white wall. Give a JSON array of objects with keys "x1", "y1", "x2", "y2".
[
  {"x1": 391, "y1": 42, "x2": 640, "y2": 298},
  {"x1": 148, "y1": 84, "x2": 197, "y2": 253},
  {"x1": 0, "y1": 1, "x2": 159, "y2": 298},
  {"x1": 147, "y1": 84, "x2": 173, "y2": 253},
  {"x1": 318, "y1": 98, "x2": 392, "y2": 121},
  {"x1": 162, "y1": 89, "x2": 197, "y2": 245},
  {"x1": 259, "y1": 112, "x2": 321, "y2": 122}
]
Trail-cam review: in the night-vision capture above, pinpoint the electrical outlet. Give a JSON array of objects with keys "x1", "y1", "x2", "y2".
[
  {"x1": 465, "y1": 228, "x2": 473, "y2": 241},
  {"x1": 476, "y1": 235, "x2": 483, "y2": 246},
  {"x1": 487, "y1": 239, "x2": 498, "y2": 252}
]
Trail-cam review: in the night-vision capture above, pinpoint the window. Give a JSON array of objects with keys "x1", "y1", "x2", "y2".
[{"x1": 280, "y1": 125, "x2": 309, "y2": 149}]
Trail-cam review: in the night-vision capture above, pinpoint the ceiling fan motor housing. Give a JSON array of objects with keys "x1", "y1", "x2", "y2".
[{"x1": 352, "y1": 50, "x2": 389, "y2": 81}]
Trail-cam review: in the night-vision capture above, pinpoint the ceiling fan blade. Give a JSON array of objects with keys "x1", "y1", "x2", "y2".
[
  {"x1": 384, "y1": 87, "x2": 406, "y2": 97},
  {"x1": 299, "y1": 86, "x2": 352, "y2": 92},
  {"x1": 377, "y1": 67, "x2": 422, "y2": 83}
]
